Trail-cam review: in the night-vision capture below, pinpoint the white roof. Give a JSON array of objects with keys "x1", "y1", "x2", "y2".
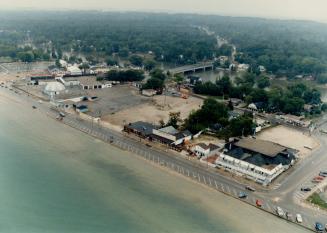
[
  {"x1": 44, "y1": 82, "x2": 65, "y2": 92},
  {"x1": 67, "y1": 66, "x2": 82, "y2": 73}
]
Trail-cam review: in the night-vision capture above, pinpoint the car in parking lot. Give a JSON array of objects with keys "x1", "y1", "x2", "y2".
[
  {"x1": 245, "y1": 186, "x2": 256, "y2": 192},
  {"x1": 276, "y1": 207, "x2": 284, "y2": 217},
  {"x1": 320, "y1": 171, "x2": 327, "y2": 177},
  {"x1": 315, "y1": 222, "x2": 324, "y2": 232},
  {"x1": 301, "y1": 187, "x2": 312, "y2": 192},
  {"x1": 256, "y1": 199, "x2": 263, "y2": 207},
  {"x1": 238, "y1": 192, "x2": 247, "y2": 199},
  {"x1": 296, "y1": 214, "x2": 303, "y2": 223}
]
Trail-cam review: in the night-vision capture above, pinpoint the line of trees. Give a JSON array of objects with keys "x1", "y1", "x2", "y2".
[{"x1": 194, "y1": 73, "x2": 322, "y2": 115}]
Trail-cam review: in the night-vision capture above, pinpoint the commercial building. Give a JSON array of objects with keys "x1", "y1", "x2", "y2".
[
  {"x1": 124, "y1": 122, "x2": 192, "y2": 148},
  {"x1": 152, "y1": 126, "x2": 192, "y2": 146},
  {"x1": 215, "y1": 138, "x2": 296, "y2": 185},
  {"x1": 124, "y1": 121, "x2": 157, "y2": 138}
]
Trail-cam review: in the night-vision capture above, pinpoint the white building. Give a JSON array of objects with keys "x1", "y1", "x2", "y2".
[
  {"x1": 216, "y1": 138, "x2": 295, "y2": 186},
  {"x1": 238, "y1": 64, "x2": 250, "y2": 71},
  {"x1": 44, "y1": 82, "x2": 66, "y2": 97},
  {"x1": 67, "y1": 66, "x2": 82, "y2": 76},
  {"x1": 192, "y1": 143, "x2": 220, "y2": 158},
  {"x1": 215, "y1": 153, "x2": 285, "y2": 185}
]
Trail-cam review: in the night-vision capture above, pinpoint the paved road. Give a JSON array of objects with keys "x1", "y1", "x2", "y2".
[{"x1": 3, "y1": 85, "x2": 327, "y2": 232}]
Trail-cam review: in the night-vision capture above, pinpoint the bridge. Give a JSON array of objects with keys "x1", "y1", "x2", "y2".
[{"x1": 168, "y1": 62, "x2": 214, "y2": 75}]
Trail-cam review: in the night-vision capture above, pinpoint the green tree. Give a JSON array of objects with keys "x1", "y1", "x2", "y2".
[
  {"x1": 257, "y1": 76, "x2": 270, "y2": 89},
  {"x1": 129, "y1": 55, "x2": 143, "y2": 67}
]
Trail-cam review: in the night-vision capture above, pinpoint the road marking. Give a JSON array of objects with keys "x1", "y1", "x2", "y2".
[
  {"x1": 203, "y1": 176, "x2": 207, "y2": 185},
  {"x1": 226, "y1": 186, "x2": 231, "y2": 194},
  {"x1": 215, "y1": 180, "x2": 218, "y2": 189},
  {"x1": 198, "y1": 173, "x2": 201, "y2": 182},
  {"x1": 221, "y1": 184, "x2": 225, "y2": 192}
]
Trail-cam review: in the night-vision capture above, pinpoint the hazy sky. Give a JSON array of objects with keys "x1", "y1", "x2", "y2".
[{"x1": 0, "y1": 0, "x2": 326, "y2": 22}]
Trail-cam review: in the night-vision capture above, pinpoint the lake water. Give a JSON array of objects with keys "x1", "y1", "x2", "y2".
[{"x1": 0, "y1": 89, "x2": 309, "y2": 233}]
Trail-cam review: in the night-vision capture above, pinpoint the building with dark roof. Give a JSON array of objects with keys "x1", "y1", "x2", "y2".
[
  {"x1": 215, "y1": 138, "x2": 296, "y2": 185},
  {"x1": 124, "y1": 121, "x2": 157, "y2": 138}
]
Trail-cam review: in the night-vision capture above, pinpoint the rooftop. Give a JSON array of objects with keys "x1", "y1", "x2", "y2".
[
  {"x1": 126, "y1": 121, "x2": 156, "y2": 136},
  {"x1": 158, "y1": 126, "x2": 179, "y2": 135},
  {"x1": 234, "y1": 138, "x2": 287, "y2": 158}
]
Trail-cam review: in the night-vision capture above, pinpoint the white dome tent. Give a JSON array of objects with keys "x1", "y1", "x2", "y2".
[{"x1": 44, "y1": 82, "x2": 65, "y2": 97}]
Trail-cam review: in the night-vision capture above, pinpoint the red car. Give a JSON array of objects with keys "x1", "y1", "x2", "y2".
[{"x1": 256, "y1": 200, "x2": 263, "y2": 207}]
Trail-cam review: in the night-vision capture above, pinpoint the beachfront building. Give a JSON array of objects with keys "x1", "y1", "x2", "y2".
[
  {"x1": 215, "y1": 138, "x2": 296, "y2": 185},
  {"x1": 152, "y1": 126, "x2": 192, "y2": 146},
  {"x1": 192, "y1": 143, "x2": 220, "y2": 158},
  {"x1": 124, "y1": 121, "x2": 157, "y2": 138}
]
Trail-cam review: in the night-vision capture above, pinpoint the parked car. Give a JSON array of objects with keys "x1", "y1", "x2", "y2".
[
  {"x1": 314, "y1": 176, "x2": 325, "y2": 181},
  {"x1": 256, "y1": 199, "x2": 263, "y2": 207},
  {"x1": 301, "y1": 187, "x2": 312, "y2": 192},
  {"x1": 276, "y1": 207, "x2": 284, "y2": 217},
  {"x1": 245, "y1": 186, "x2": 256, "y2": 192},
  {"x1": 320, "y1": 171, "x2": 327, "y2": 177},
  {"x1": 238, "y1": 192, "x2": 247, "y2": 199},
  {"x1": 315, "y1": 222, "x2": 324, "y2": 232},
  {"x1": 32, "y1": 105, "x2": 37, "y2": 109},
  {"x1": 296, "y1": 214, "x2": 303, "y2": 223}
]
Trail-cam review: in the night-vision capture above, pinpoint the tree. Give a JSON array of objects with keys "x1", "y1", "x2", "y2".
[
  {"x1": 143, "y1": 78, "x2": 164, "y2": 90},
  {"x1": 106, "y1": 57, "x2": 118, "y2": 66},
  {"x1": 118, "y1": 48, "x2": 129, "y2": 58},
  {"x1": 216, "y1": 75, "x2": 231, "y2": 95},
  {"x1": 129, "y1": 55, "x2": 143, "y2": 67},
  {"x1": 257, "y1": 76, "x2": 270, "y2": 89},
  {"x1": 150, "y1": 69, "x2": 167, "y2": 80},
  {"x1": 144, "y1": 59, "x2": 156, "y2": 71},
  {"x1": 18, "y1": 51, "x2": 34, "y2": 62},
  {"x1": 79, "y1": 63, "x2": 90, "y2": 74},
  {"x1": 166, "y1": 112, "x2": 182, "y2": 129},
  {"x1": 183, "y1": 98, "x2": 228, "y2": 133}
]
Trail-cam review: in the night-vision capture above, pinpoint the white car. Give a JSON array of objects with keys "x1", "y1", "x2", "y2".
[
  {"x1": 276, "y1": 207, "x2": 284, "y2": 217},
  {"x1": 296, "y1": 214, "x2": 303, "y2": 223}
]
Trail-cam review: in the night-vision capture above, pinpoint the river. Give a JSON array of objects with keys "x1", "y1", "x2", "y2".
[{"x1": 0, "y1": 89, "x2": 309, "y2": 233}]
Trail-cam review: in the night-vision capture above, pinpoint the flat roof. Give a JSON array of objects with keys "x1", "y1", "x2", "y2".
[
  {"x1": 234, "y1": 138, "x2": 287, "y2": 158},
  {"x1": 159, "y1": 126, "x2": 179, "y2": 135}
]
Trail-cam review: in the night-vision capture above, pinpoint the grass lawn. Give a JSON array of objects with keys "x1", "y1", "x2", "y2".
[{"x1": 307, "y1": 193, "x2": 327, "y2": 209}]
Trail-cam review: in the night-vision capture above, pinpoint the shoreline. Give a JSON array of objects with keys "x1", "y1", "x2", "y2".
[{"x1": 0, "y1": 86, "x2": 320, "y2": 232}]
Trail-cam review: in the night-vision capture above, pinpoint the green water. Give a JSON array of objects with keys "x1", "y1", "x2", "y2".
[{"x1": 0, "y1": 90, "x2": 309, "y2": 233}]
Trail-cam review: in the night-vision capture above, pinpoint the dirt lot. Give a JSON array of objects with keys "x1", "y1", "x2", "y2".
[
  {"x1": 257, "y1": 125, "x2": 319, "y2": 157},
  {"x1": 103, "y1": 94, "x2": 203, "y2": 127}
]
